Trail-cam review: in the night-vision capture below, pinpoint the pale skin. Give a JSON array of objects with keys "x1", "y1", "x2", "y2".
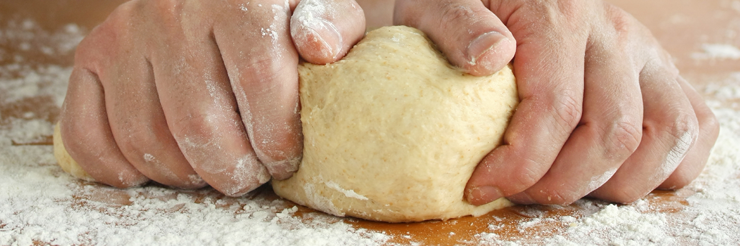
[{"x1": 60, "y1": 0, "x2": 719, "y2": 204}]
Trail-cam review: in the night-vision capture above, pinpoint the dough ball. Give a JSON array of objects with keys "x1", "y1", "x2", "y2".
[
  {"x1": 272, "y1": 26, "x2": 518, "y2": 222},
  {"x1": 53, "y1": 123, "x2": 94, "y2": 181}
]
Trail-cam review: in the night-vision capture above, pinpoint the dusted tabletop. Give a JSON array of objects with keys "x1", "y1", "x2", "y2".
[{"x1": 1, "y1": 0, "x2": 739, "y2": 244}]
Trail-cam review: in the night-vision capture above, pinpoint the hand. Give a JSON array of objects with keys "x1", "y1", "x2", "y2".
[
  {"x1": 59, "y1": 0, "x2": 365, "y2": 196},
  {"x1": 395, "y1": 0, "x2": 720, "y2": 205}
]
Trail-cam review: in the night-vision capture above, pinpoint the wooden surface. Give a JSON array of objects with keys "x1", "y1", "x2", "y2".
[{"x1": 1, "y1": 0, "x2": 738, "y2": 245}]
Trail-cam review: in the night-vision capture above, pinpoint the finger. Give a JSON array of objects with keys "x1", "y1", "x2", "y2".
[
  {"x1": 215, "y1": 0, "x2": 303, "y2": 180},
  {"x1": 591, "y1": 62, "x2": 699, "y2": 203},
  {"x1": 102, "y1": 55, "x2": 206, "y2": 189},
  {"x1": 464, "y1": 12, "x2": 589, "y2": 204},
  {"x1": 508, "y1": 30, "x2": 643, "y2": 205},
  {"x1": 658, "y1": 77, "x2": 720, "y2": 189},
  {"x1": 394, "y1": 0, "x2": 516, "y2": 76},
  {"x1": 60, "y1": 67, "x2": 149, "y2": 188},
  {"x1": 153, "y1": 15, "x2": 270, "y2": 197},
  {"x1": 291, "y1": 0, "x2": 366, "y2": 64}
]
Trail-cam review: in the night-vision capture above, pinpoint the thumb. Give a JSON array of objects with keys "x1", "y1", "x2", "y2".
[
  {"x1": 291, "y1": 0, "x2": 366, "y2": 64},
  {"x1": 394, "y1": 0, "x2": 515, "y2": 76}
]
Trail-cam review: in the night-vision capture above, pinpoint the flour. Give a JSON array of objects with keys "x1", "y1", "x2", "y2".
[
  {"x1": 691, "y1": 43, "x2": 740, "y2": 60},
  {"x1": 546, "y1": 204, "x2": 675, "y2": 245},
  {"x1": 325, "y1": 181, "x2": 369, "y2": 201},
  {"x1": 2, "y1": 18, "x2": 740, "y2": 246}
]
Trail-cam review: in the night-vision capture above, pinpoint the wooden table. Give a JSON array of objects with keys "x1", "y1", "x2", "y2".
[{"x1": 1, "y1": 0, "x2": 738, "y2": 245}]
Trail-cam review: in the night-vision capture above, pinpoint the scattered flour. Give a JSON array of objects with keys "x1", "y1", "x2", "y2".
[
  {"x1": 1, "y1": 18, "x2": 740, "y2": 246},
  {"x1": 325, "y1": 181, "x2": 369, "y2": 201},
  {"x1": 544, "y1": 204, "x2": 675, "y2": 245},
  {"x1": 692, "y1": 43, "x2": 740, "y2": 60}
]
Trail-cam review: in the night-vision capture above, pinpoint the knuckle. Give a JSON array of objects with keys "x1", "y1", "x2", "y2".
[
  {"x1": 510, "y1": 174, "x2": 540, "y2": 195},
  {"x1": 237, "y1": 0, "x2": 290, "y2": 26},
  {"x1": 108, "y1": 1, "x2": 140, "y2": 31},
  {"x1": 150, "y1": 0, "x2": 180, "y2": 15},
  {"x1": 253, "y1": 137, "x2": 298, "y2": 164},
  {"x1": 644, "y1": 50, "x2": 678, "y2": 77},
  {"x1": 528, "y1": 0, "x2": 586, "y2": 26},
  {"x1": 170, "y1": 109, "x2": 223, "y2": 142},
  {"x1": 603, "y1": 119, "x2": 642, "y2": 158},
  {"x1": 115, "y1": 124, "x2": 160, "y2": 158},
  {"x1": 438, "y1": 3, "x2": 476, "y2": 29},
  {"x1": 243, "y1": 57, "x2": 293, "y2": 84},
  {"x1": 236, "y1": 63, "x2": 301, "y2": 164},
  {"x1": 440, "y1": 3, "x2": 473, "y2": 22},
  {"x1": 554, "y1": 0, "x2": 582, "y2": 17},
  {"x1": 112, "y1": 121, "x2": 207, "y2": 189},
  {"x1": 604, "y1": 5, "x2": 635, "y2": 35},
  {"x1": 665, "y1": 110, "x2": 699, "y2": 147},
  {"x1": 75, "y1": 1, "x2": 139, "y2": 66},
  {"x1": 553, "y1": 92, "x2": 583, "y2": 132},
  {"x1": 508, "y1": 157, "x2": 548, "y2": 193},
  {"x1": 250, "y1": 120, "x2": 302, "y2": 162}
]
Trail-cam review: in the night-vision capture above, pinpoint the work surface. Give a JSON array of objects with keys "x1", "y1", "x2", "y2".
[{"x1": 1, "y1": 0, "x2": 739, "y2": 245}]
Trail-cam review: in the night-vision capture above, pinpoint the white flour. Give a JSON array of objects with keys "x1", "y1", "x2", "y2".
[
  {"x1": 692, "y1": 44, "x2": 740, "y2": 60},
  {"x1": 1, "y1": 20, "x2": 739, "y2": 246}
]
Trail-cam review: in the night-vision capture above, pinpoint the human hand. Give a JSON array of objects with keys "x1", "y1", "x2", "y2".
[
  {"x1": 395, "y1": 0, "x2": 720, "y2": 205},
  {"x1": 59, "y1": 0, "x2": 365, "y2": 196}
]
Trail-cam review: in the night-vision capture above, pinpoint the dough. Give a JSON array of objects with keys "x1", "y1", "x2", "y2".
[{"x1": 272, "y1": 26, "x2": 518, "y2": 222}]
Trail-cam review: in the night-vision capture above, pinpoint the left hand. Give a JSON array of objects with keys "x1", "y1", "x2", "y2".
[{"x1": 59, "y1": 0, "x2": 366, "y2": 196}]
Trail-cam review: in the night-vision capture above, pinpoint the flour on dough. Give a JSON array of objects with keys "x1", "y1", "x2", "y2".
[{"x1": 272, "y1": 26, "x2": 518, "y2": 222}]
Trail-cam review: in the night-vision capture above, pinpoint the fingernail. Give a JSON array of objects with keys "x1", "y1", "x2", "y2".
[
  {"x1": 292, "y1": 18, "x2": 342, "y2": 62},
  {"x1": 507, "y1": 192, "x2": 536, "y2": 205},
  {"x1": 316, "y1": 20, "x2": 343, "y2": 59},
  {"x1": 466, "y1": 31, "x2": 506, "y2": 66},
  {"x1": 264, "y1": 156, "x2": 301, "y2": 181},
  {"x1": 303, "y1": 27, "x2": 333, "y2": 58},
  {"x1": 466, "y1": 185, "x2": 503, "y2": 205}
]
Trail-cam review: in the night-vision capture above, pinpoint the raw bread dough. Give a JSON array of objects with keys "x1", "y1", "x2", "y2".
[{"x1": 272, "y1": 26, "x2": 518, "y2": 222}]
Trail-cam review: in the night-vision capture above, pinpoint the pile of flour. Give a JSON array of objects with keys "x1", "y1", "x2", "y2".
[{"x1": 1, "y1": 19, "x2": 739, "y2": 245}]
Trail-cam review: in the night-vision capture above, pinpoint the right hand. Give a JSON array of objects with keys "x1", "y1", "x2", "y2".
[
  {"x1": 394, "y1": 0, "x2": 719, "y2": 205},
  {"x1": 59, "y1": 0, "x2": 365, "y2": 196}
]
